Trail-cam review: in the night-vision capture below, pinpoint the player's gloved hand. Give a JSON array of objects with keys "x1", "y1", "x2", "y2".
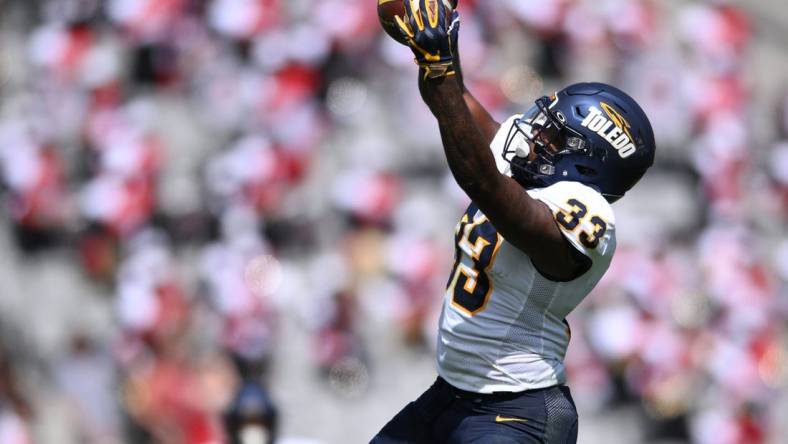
[{"x1": 396, "y1": 0, "x2": 460, "y2": 80}]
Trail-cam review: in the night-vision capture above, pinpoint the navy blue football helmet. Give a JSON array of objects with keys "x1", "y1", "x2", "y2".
[{"x1": 502, "y1": 82, "x2": 656, "y2": 202}]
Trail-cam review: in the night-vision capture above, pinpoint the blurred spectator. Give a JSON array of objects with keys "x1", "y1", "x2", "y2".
[
  {"x1": 199, "y1": 206, "x2": 278, "y2": 379},
  {"x1": 0, "y1": 122, "x2": 71, "y2": 252},
  {"x1": 224, "y1": 379, "x2": 279, "y2": 444}
]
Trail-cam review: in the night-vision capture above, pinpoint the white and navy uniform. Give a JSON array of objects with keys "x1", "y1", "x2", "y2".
[
  {"x1": 373, "y1": 116, "x2": 617, "y2": 444},
  {"x1": 436, "y1": 115, "x2": 617, "y2": 394}
]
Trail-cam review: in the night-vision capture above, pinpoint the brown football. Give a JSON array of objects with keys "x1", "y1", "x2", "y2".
[{"x1": 377, "y1": 0, "x2": 458, "y2": 46}]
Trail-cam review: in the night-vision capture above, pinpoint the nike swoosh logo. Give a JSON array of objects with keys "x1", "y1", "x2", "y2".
[{"x1": 495, "y1": 415, "x2": 528, "y2": 423}]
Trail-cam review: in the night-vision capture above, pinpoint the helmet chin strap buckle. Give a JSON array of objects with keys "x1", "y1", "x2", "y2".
[{"x1": 539, "y1": 164, "x2": 555, "y2": 175}]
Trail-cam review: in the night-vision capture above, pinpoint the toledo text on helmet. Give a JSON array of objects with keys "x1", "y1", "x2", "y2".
[{"x1": 580, "y1": 102, "x2": 637, "y2": 159}]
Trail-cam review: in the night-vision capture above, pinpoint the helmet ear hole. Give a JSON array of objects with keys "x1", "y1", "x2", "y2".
[{"x1": 575, "y1": 165, "x2": 597, "y2": 177}]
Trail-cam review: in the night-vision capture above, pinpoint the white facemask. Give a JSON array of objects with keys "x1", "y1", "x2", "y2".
[{"x1": 489, "y1": 114, "x2": 527, "y2": 177}]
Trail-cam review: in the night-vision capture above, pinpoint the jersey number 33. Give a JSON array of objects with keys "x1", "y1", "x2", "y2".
[{"x1": 446, "y1": 205, "x2": 503, "y2": 316}]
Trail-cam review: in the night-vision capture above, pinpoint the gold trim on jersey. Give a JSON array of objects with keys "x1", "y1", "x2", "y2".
[{"x1": 447, "y1": 207, "x2": 505, "y2": 316}]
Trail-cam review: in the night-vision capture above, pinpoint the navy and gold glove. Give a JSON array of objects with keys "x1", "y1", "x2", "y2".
[{"x1": 396, "y1": 0, "x2": 460, "y2": 80}]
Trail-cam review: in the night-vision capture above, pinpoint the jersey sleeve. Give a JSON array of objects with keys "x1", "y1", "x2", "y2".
[
  {"x1": 526, "y1": 181, "x2": 616, "y2": 260},
  {"x1": 489, "y1": 114, "x2": 522, "y2": 176}
]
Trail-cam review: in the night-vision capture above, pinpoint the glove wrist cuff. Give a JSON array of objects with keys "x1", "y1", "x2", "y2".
[{"x1": 416, "y1": 60, "x2": 456, "y2": 80}]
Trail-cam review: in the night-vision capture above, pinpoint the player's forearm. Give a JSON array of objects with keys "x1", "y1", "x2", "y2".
[
  {"x1": 453, "y1": 47, "x2": 500, "y2": 144},
  {"x1": 463, "y1": 90, "x2": 500, "y2": 145},
  {"x1": 419, "y1": 73, "x2": 501, "y2": 198}
]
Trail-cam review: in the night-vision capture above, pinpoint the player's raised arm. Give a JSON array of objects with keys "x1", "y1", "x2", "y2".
[
  {"x1": 448, "y1": 13, "x2": 500, "y2": 146},
  {"x1": 396, "y1": 0, "x2": 586, "y2": 280}
]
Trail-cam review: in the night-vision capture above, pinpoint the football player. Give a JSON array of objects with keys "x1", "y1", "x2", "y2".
[{"x1": 371, "y1": 1, "x2": 656, "y2": 443}]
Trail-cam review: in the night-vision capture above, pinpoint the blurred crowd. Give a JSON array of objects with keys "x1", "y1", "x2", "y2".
[{"x1": 0, "y1": 0, "x2": 787, "y2": 443}]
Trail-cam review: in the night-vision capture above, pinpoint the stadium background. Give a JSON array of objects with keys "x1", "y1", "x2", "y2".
[{"x1": 1, "y1": 0, "x2": 788, "y2": 443}]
